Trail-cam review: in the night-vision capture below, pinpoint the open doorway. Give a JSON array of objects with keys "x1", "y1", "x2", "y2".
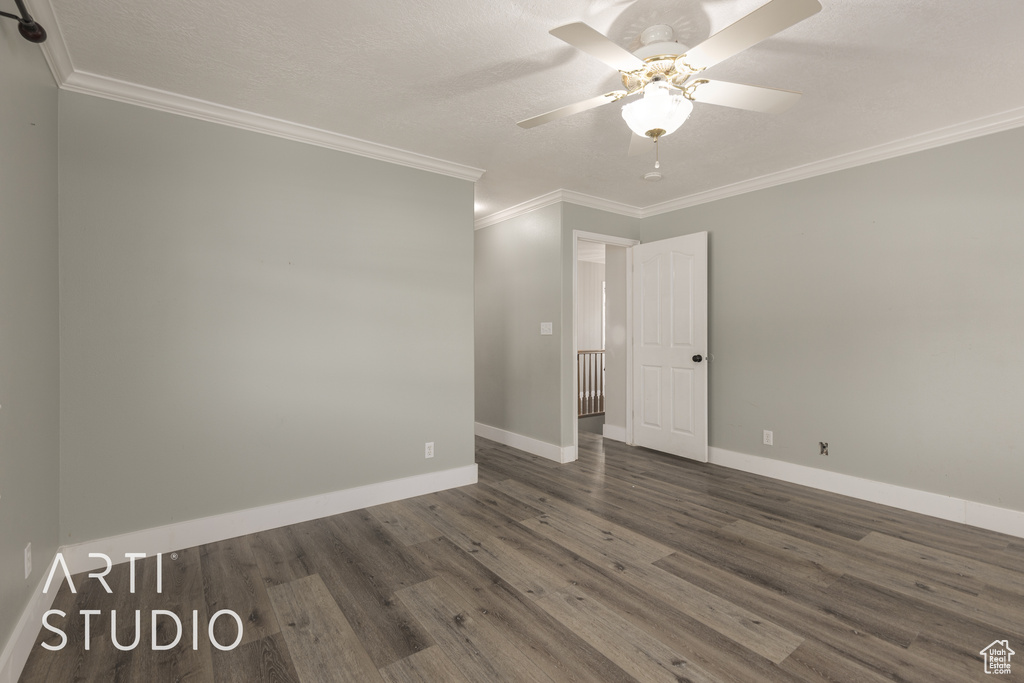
[
  {"x1": 572, "y1": 231, "x2": 639, "y2": 453},
  {"x1": 576, "y1": 241, "x2": 606, "y2": 435}
]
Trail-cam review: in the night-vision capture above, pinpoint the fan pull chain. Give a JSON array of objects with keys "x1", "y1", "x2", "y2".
[{"x1": 654, "y1": 137, "x2": 660, "y2": 169}]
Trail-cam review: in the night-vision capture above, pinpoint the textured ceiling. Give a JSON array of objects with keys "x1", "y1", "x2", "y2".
[{"x1": 36, "y1": 0, "x2": 1024, "y2": 221}]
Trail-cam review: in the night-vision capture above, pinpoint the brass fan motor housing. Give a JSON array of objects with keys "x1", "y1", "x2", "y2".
[{"x1": 621, "y1": 55, "x2": 698, "y2": 95}]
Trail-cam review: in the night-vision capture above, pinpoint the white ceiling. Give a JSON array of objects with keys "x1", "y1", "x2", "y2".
[{"x1": 32, "y1": 0, "x2": 1024, "y2": 223}]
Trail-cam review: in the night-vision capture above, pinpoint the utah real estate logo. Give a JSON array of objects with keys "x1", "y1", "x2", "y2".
[{"x1": 980, "y1": 640, "x2": 1015, "y2": 675}]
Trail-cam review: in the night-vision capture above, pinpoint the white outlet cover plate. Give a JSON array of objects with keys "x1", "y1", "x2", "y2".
[{"x1": 540, "y1": 322, "x2": 553, "y2": 335}]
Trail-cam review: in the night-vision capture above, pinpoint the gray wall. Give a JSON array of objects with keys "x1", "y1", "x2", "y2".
[
  {"x1": 475, "y1": 204, "x2": 563, "y2": 445},
  {"x1": 475, "y1": 127, "x2": 1024, "y2": 513},
  {"x1": 58, "y1": 92, "x2": 476, "y2": 543},
  {"x1": 0, "y1": 39, "x2": 59, "y2": 650},
  {"x1": 640, "y1": 126, "x2": 1024, "y2": 511},
  {"x1": 474, "y1": 203, "x2": 640, "y2": 449},
  {"x1": 576, "y1": 260, "x2": 605, "y2": 351}
]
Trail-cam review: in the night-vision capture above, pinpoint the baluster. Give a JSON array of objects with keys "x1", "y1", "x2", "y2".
[
  {"x1": 578, "y1": 350, "x2": 609, "y2": 417},
  {"x1": 590, "y1": 352, "x2": 596, "y2": 415},
  {"x1": 586, "y1": 352, "x2": 591, "y2": 415},
  {"x1": 589, "y1": 352, "x2": 595, "y2": 415},
  {"x1": 577, "y1": 353, "x2": 582, "y2": 416},
  {"x1": 590, "y1": 353, "x2": 595, "y2": 415},
  {"x1": 585, "y1": 352, "x2": 593, "y2": 417},
  {"x1": 585, "y1": 356, "x2": 593, "y2": 413}
]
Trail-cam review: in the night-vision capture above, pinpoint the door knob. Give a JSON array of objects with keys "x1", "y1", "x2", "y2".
[{"x1": 692, "y1": 354, "x2": 703, "y2": 363}]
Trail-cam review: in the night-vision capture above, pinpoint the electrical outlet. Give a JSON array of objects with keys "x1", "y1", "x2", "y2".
[
  {"x1": 763, "y1": 430, "x2": 773, "y2": 446},
  {"x1": 540, "y1": 322, "x2": 553, "y2": 336},
  {"x1": 820, "y1": 442, "x2": 829, "y2": 456},
  {"x1": 24, "y1": 543, "x2": 32, "y2": 580},
  {"x1": 425, "y1": 442, "x2": 434, "y2": 459}
]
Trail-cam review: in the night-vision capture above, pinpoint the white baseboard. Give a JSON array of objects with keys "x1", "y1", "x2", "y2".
[
  {"x1": 476, "y1": 423, "x2": 576, "y2": 463},
  {"x1": 61, "y1": 464, "x2": 478, "y2": 575},
  {"x1": 0, "y1": 571, "x2": 58, "y2": 683},
  {"x1": 0, "y1": 464, "x2": 477, "y2": 682},
  {"x1": 602, "y1": 424, "x2": 627, "y2": 443},
  {"x1": 964, "y1": 501, "x2": 1024, "y2": 539},
  {"x1": 709, "y1": 447, "x2": 1024, "y2": 539}
]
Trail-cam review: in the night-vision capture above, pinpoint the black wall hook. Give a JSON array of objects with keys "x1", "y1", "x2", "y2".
[{"x1": 0, "y1": 0, "x2": 47, "y2": 43}]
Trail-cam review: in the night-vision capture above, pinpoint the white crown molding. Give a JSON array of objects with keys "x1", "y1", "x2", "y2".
[
  {"x1": 474, "y1": 190, "x2": 565, "y2": 230},
  {"x1": 57, "y1": 71, "x2": 485, "y2": 182},
  {"x1": 477, "y1": 106, "x2": 1024, "y2": 228},
  {"x1": 32, "y1": 0, "x2": 1024, "y2": 223},
  {"x1": 560, "y1": 189, "x2": 643, "y2": 219},
  {"x1": 474, "y1": 189, "x2": 641, "y2": 230},
  {"x1": 642, "y1": 106, "x2": 1024, "y2": 218},
  {"x1": 32, "y1": 0, "x2": 73, "y2": 84},
  {"x1": 30, "y1": 0, "x2": 483, "y2": 184}
]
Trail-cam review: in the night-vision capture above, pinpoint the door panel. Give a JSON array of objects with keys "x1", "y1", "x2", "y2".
[
  {"x1": 640, "y1": 255, "x2": 662, "y2": 346},
  {"x1": 671, "y1": 367, "x2": 695, "y2": 435},
  {"x1": 640, "y1": 364, "x2": 662, "y2": 428},
  {"x1": 631, "y1": 232, "x2": 707, "y2": 461},
  {"x1": 671, "y1": 251, "x2": 694, "y2": 347}
]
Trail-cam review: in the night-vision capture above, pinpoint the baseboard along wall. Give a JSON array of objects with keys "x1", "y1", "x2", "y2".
[
  {"x1": 8, "y1": 438, "x2": 1023, "y2": 682},
  {"x1": 475, "y1": 422, "x2": 577, "y2": 463},
  {"x1": 602, "y1": 424, "x2": 627, "y2": 442},
  {"x1": 0, "y1": 464, "x2": 477, "y2": 683},
  {"x1": 476, "y1": 423, "x2": 1024, "y2": 539},
  {"x1": 709, "y1": 447, "x2": 1024, "y2": 539}
]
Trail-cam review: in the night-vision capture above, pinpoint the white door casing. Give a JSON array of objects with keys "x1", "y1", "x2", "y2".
[
  {"x1": 631, "y1": 232, "x2": 708, "y2": 461},
  {"x1": 572, "y1": 231, "x2": 640, "y2": 454}
]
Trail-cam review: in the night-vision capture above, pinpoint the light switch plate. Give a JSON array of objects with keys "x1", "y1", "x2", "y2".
[{"x1": 540, "y1": 322, "x2": 553, "y2": 335}]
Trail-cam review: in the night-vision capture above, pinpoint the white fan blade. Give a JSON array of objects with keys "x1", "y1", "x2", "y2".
[
  {"x1": 550, "y1": 23, "x2": 645, "y2": 73},
  {"x1": 689, "y1": 80, "x2": 802, "y2": 113},
  {"x1": 517, "y1": 90, "x2": 627, "y2": 129},
  {"x1": 679, "y1": 0, "x2": 821, "y2": 71},
  {"x1": 628, "y1": 133, "x2": 653, "y2": 157}
]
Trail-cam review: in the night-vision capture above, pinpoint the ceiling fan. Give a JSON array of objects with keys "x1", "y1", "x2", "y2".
[{"x1": 517, "y1": 0, "x2": 822, "y2": 165}]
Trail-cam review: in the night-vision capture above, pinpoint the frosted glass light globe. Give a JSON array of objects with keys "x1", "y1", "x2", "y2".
[{"x1": 621, "y1": 81, "x2": 693, "y2": 139}]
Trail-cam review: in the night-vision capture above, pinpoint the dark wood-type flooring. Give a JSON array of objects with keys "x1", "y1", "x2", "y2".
[{"x1": 21, "y1": 433, "x2": 1024, "y2": 681}]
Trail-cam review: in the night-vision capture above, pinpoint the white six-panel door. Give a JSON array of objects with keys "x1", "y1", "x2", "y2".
[{"x1": 631, "y1": 232, "x2": 708, "y2": 461}]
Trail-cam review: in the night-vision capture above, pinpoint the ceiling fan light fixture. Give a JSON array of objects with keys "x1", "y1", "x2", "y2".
[
  {"x1": 621, "y1": 81, "x2": 693, "y2": 140},
  {"x1": 633, "y1": 24, "x2": 688, "y2": 61}
]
